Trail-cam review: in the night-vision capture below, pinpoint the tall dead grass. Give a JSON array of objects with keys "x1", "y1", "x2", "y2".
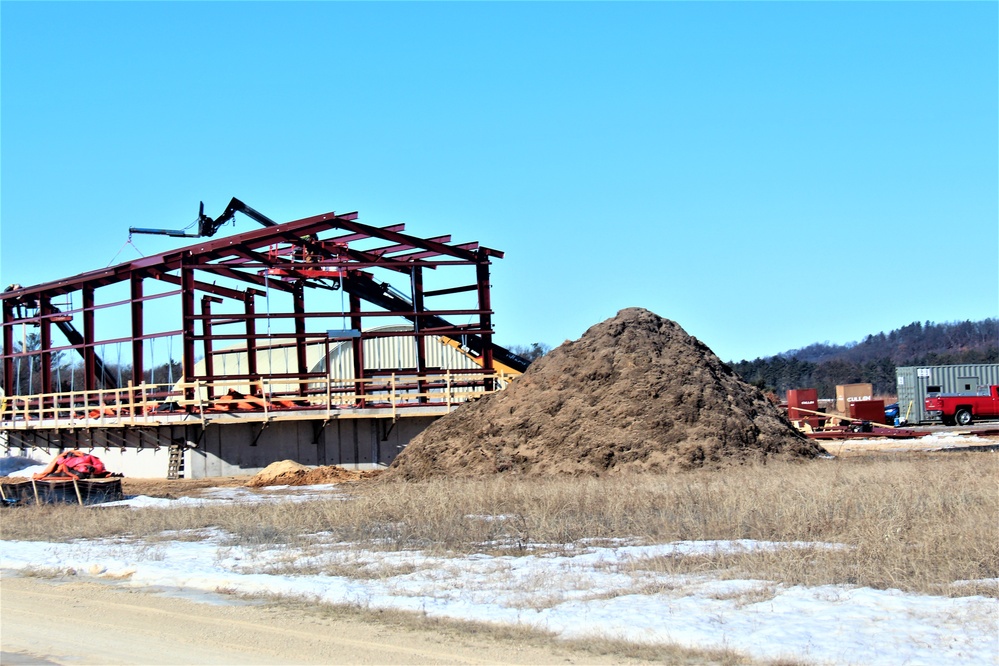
[{"x1": 2, "y1": 454, "x2": 996, "y2": 597}]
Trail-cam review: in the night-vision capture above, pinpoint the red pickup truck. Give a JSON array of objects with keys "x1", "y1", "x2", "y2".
[{"x1": 924, "y1": 385, "x2": 999, "y2": 426}]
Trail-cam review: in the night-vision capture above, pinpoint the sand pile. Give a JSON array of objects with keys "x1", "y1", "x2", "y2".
[
  {"x1": 388, "y1": 308, "x2": 825, "y2": 480},
  {"x1": 247, "y1": 460, "x2": 381, "y2": 487}
]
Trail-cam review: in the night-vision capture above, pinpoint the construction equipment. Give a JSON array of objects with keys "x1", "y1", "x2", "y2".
[
  {"x1": 438, "y1": 335, "x2": 526, "y2": 376},
  {"x1": 129, "y1": 198, "x2": 276, "y2": 238}
]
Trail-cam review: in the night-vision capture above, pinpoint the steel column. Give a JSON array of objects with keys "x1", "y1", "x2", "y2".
[
  {"x1": 244, "y1": 293, "x2": 258, "y2": 382},
  {"x1": 293, "y1": 282, "x2": 308, "y2": 396},
  {"x1": 39, "y1": 297, "x2": 53, "y2": 395},
  {"x1": 413, "y1": 266, "x2": 427, "y2": 402},
  {"x1": 201, "y1": 296, "x2": 222, "y2": 400},
  {"x1": 82, "y1": 287, "x2": 97, "y2": 391},
  {"x1": 476, "y1": 253, "x2": 495, "y2": 390},
  {"x1": 350, "y1": 292, "x2": 365, "y2": 406},
  {"x1": 130, "y1": 276, "x2": 144, "y2": 385},
  {"x1": 2, "y1": 301, "x2": 14, "y2": 397},
  {"x1": 181, "y1": 264, "x2": 196, "y2": 404}
]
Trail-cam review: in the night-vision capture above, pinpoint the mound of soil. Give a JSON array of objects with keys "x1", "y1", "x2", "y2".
[
  {"x1": 247, "y1": 461, "x2": 381, "y2": 487},
  {"x1": 388, "y1": 308, "x2": 825, "y2": 480}
]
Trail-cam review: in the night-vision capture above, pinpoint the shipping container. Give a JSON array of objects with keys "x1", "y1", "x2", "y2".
[
  {"x1": 849, "y1": 400, "x2": 886, "y2": 425},
  {"x1": 836, "y1": 383, "x2": 873, "y2": 413},
  {"x1": 787, "y1": 388, "x2": 821, "y2": 427},
  {"x1": 895, "y1": 364, "x2": 999, "y2": 424}
]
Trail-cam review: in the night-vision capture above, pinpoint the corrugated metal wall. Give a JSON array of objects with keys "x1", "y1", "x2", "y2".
[
  {"x1": 319, "y1": 325, "x2": 480, "y2": 377},
  {"x1": 195, "y1": 325, "x2": 483, "y2": 397},
  {"x1": 320, "y1": 325, "x2": 484, "y2": 400},
  {"x1": 896, "y1": 364, "x2": 999, "y2": 424}
]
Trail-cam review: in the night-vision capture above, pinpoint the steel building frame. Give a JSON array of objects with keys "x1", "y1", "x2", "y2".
[{"x1": 2, "y1": 201, "x2": 525, "y2": 417}]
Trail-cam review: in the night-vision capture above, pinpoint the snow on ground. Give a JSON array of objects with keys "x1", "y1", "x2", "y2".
[
  {"x1": 840, "y1": 430, "x2": 998, "y2": 449},
  {"x1": 5, "y1": 463, "x2": 48, "y2": 478},
  {"x1": 97, "y1": 484, "x2": 350, "y2": 508},
  {"x1": 2, "y1": 488, "x2": 997, "y2": 666}
]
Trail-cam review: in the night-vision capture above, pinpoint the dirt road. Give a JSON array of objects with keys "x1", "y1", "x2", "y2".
[{"x1": 0, "y1": 576, "x2": 626, "y2": 665}]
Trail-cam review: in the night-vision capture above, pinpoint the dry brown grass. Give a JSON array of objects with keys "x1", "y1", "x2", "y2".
[{"x1": 2, "y1": 454, "x2": 996, "y2": 598}]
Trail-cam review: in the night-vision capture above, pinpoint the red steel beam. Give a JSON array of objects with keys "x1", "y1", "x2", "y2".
[
  {"x1": 39, "y1": 298, "x2": 53, "y2": 395},
  {"x1": 2, "y1": 300, "x2": 15, "y2": 396},
  {"x1": 130, "y1": 275, "x2": 144, "y2": 385},
  {"x1": 293, "y1": 282, "x2": 308, "y2": 396},
  {"x1": 180, "y1": 264, "x2": 196, "y2": 403},
  {"x1": 244, "y1": 293, "x2": 258, "y2": 382},
  {"x1": 82, "y1": 287, "x2": 97, "y2": 391}
]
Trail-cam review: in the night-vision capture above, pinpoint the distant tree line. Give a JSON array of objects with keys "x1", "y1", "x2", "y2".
[
  {"x1": 730, "y1": 319, "x2": 998, "y2": 398},
  {"x1": 509, "y1": 342, "x2": 551, "y2": 363}
]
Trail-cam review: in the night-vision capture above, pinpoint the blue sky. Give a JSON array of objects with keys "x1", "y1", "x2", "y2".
[{"x1": 2, "y1": 2, "x2": 996, "y2": 363}]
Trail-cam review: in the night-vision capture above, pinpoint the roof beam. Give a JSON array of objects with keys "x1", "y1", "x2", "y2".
[
  {"x1": 324, "y1": 219, "x2": 479, "y2": 262},
  {"x1": 390, "y1": 242, "x2": 481, "y2": 263},
  {"x1": 366, "y1": 235, "x2": 452, "y2": 257}
]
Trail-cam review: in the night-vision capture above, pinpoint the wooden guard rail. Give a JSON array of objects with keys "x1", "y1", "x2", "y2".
[{"x1": 0, "y1": 370, "x2": 515, "y2": 429}]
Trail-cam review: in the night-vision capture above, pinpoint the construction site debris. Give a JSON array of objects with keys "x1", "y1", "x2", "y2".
[
  {"x1": 1, "y1": 478, "x2": 123, "y2": 506},
  {"x1": 247, "y1": 460, "x2": 382, "y2": 487},
  {"x1": 32, "y1": 450, "x2": 117, "y2": 481},
  {"x1": 388, "y1": 308, "x2": 827, "y2": 480}
]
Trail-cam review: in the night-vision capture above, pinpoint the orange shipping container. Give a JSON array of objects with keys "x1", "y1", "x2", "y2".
[{"x1": 836, "y1": 383, "x2": 873, "y2": 413}]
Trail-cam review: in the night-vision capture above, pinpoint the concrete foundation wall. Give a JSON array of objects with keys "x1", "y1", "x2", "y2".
[
  {"x1": 189, "y1": 416, "x2": 436, "y2": 477},
  {"x1": 2, "y1": 415, "x2": 437, "y2": 479},
  {"x1": 2, "y1": 426, "x2": 193, "y2": 478}
]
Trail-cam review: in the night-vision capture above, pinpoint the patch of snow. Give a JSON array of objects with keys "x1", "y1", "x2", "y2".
[
  {"x1": 2, "y1": 532, "x2": 995, "y2": 665},
  {"x1": 6, "y1": 464, "x2": 48, "y2": 478},
  {"x1": 96, "y1": 484, "x2": 349, "y2": 509}
]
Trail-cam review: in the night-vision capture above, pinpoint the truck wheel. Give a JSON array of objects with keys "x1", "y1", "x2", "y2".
[{"x1": 954, "y1": 409, "x2": 973, "y2": 427}]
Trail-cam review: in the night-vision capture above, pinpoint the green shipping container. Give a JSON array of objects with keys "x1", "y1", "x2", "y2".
[{"x1": 896, "y1": 364, "x2": 999, "y2": 424}]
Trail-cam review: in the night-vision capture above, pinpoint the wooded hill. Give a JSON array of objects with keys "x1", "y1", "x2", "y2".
[{"x1": 730, "y1": 319, "x2": 998, "y2": 398}]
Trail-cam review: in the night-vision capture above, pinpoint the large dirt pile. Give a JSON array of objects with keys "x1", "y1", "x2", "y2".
[
  {"x1": 247, "y1": 460, "x2": 381, "y2": 487},
  {"x1": 388, "y1": 308, "x2": 825, "y2": 479}
]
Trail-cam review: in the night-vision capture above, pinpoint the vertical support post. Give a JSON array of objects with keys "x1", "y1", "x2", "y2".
[
  {"x1": 349, "y1": 292, "x2": 365, "y2": 407},
  {"x1": 181, "y1": 263, "x2": 196, "y2": 407},
  {"x1": 2, "y1": 300, "x2": 15, "y2": 397},
  {"x1": 127, "y1": 379, "x2": 135, "y2": 426},
  {"x1": 244, "y1": 292, "x2": 258, "y2": 383},
  {"x1": 82, "y1": 287, "x2": 96, "y2": 391},
  {"x1": 39, "y1": 297, "x2": 53, "y2": 401},
  {"x1": 475, "y1": 252, "x2": 495, "y2": 391},
  {"x1": 201, "y1": 296, "x2": 220, "y2": 400},
  {"x1": 130, "y1": 275, "x2": 144, "y2": 386},
  {"x1": 293, "y1": 282, "x2": 308, "y2": 396},
  {"x1": 412, "y1": 266, "x2": 427, "y2": 402},
  {"x1": 391, "y1": 372, "x2": 397, "y2": 420},
  {"x1": 323, "y1": 337, "x2": 333, "y2": 421}
]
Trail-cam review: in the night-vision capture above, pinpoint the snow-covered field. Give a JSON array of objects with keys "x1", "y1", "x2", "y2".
[{"x1": 2, "y1": 482, "x2": 997, "y2": 666}]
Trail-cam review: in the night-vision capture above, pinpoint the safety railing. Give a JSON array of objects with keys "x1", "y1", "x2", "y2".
[
  {"x1": 0, "y1": 381, "x2": 182, "y2": 429},
  {"x1": 0, "y1": 370, "x2": 515, "y2": 430}
]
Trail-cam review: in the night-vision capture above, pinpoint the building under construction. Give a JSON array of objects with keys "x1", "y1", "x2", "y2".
[{"x1": 1, "y1": 199, "x2": 527, "y2": 478}]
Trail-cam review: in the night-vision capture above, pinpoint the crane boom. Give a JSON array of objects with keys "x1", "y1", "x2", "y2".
[{"x1": 129, "y1": 198, "x2": 276, "y2": 238}]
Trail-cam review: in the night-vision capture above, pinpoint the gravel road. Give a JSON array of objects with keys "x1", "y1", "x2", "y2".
[{"x1": 1, "y1": 576, "x2": 622, "y2": 665}]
